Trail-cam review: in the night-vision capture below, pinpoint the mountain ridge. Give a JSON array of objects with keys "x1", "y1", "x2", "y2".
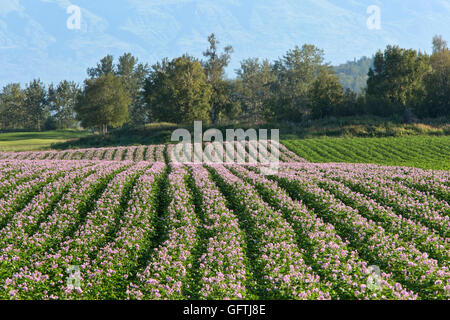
[{"x1": 0, "y1": 0, "x2": 449, "y2": 87}]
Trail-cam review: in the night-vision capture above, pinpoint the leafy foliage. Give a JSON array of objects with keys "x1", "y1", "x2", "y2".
[
  {"x1": 202, "y1": 34, "x2": 239, "y2": 123},
  {"x1": 145, "y1": 55, "x2": 212, "y2": 124},
  {"x1": 0, "y1": 83, "x2": 27, "y2": 130},
  {"x1": 269, "y1": 44, "x2": 327, "y2": 122},
  {"x1": 366, "y1": 46, "x2": 432, "y2": 117},
  {"x1": 421, "y1": 36, "x2": 450, "y2": 118},
  {"x1": 76, "y1": 74, "x2": 131, "y2": 134},
  {"x1": 235, "y1": 58, "x2": 275, "y2": 122},
  {"x1": 309, "y1": 69, "x2": 345, "y2": 119},
  {"x1": 0, "y1": 35, "x2": 449, "y2": 131},
  {"x1": 48, "y1": 80, "x2": 81, "y2": 129}
]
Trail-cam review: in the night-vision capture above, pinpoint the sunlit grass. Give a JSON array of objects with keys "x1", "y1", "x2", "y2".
[{"x1": 0, "y1": 130, "x2": 90, "y2": 152}]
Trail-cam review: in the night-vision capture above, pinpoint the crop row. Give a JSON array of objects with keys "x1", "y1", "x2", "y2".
[
  {"x1": 0, "y1": 141, "x2": 306, "y2": 164},
  {"x1": 283, "y1": 136, "x2": 450, "y2": 170},
  {"x1": 0, "y1": 160, "x2": 448, "y2": 299}
]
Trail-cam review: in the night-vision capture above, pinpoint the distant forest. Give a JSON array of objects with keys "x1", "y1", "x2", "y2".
[{"x1": 0, "y1": 34, "x2": 448, "y2": 133}]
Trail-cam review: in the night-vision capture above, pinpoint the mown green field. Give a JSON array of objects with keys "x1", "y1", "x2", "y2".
[
  {"x1": 1, "y1": 129, "x2": 449, "y2": 171},
  {"x1": 283, "y1": 136, "x2": 450, "y2": 170},
  {"x1": 0, "y1": 130, "x2": 89, "y2": 152}
]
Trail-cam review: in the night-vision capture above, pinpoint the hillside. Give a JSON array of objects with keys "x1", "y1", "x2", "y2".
[{"x1": 334, "y1": 56, "x2": 374, "y2": 94}]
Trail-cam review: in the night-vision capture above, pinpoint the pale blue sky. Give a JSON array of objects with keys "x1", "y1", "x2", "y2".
[{"x1": 1, "y1": 0, "x2": 449, "y2": 87}]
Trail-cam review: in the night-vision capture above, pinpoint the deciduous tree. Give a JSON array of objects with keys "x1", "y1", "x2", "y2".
[
  {"x1": 0, "y1": 83, "x2": 26, "y2": 130},
  {"x1": 48, "y1": 80, "x2": 80, "y2": 129},
  {"x1": 203, "y1": 34, "x2": 234, "y2": 123},
  {"x1": 24, "y1": 79, "x2": 48, "y2": 131},
  {"x1": 87, "y1": 55, "x2": 115, "y2": 79},
  {"x1": 236, "y1": 58, "x2": 275, "y2": 122},
  {"x1": 76, "y1": 74, "x2": 130, "y2": 134},
  {"x1": 309, "y1": 69, "x2": 345, "y2": 119},
  {"x1": 145, "y1": 55, "x2": 212, "y2": 124},
  {"x1": 116, "y1": 53, "x2": 150, "y2": 125},
  {"x1": 422, "y1": 36, "x2": 450, "y2": 117},
  {"x1": 366, "y1": 46, "x2": 432, "y2": 116},
  {"x1": 270, "y1": 45, "x2": 327, "y2": 122}
]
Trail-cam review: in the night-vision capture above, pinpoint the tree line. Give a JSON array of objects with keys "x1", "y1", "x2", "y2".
[{"x1": 1, "y1": 34, "x2": 448, "y2": 133}]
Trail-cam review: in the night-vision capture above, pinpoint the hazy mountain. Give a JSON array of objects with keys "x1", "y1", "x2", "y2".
[
  {"x1": 1, "y1": 0, "x2": 449, "y2": 87},
  {"x1": 334, "y1": 56, "x2": 374, "y2": 94}
]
